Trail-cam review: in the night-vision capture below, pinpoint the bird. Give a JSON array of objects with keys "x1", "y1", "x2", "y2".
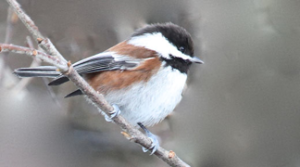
[{"x1": 14, "y1": 22, "x2": 203, "y2": 154}]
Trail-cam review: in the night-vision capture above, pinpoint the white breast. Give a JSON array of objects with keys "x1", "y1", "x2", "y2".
[{"x1": 104, "y1": 66, "x2": 187, "y2": 127}]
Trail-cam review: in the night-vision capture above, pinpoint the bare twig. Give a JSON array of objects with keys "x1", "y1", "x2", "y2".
[
  {"x1": 39, "y1": 38, "x2": 67, "y2": 62},
  {"x1": 4, "y1": 7, "x2": 17, "y2": 44},
  {"x1": 0, "y1": 7, "x2": 18, "y2": 85},
  {"x1": 25, "y1": 36, "x2": 35, "y2": 49},
  {"x1": 2, "y1": 0, "x2": 190, "y2": 166},
  {"x1": 12, "y1": 36, "x2": 41, "y2": 92},
  {"x1": 5, "y1": 0, "x2": 67, "y2": 63},
  {"x1": 0, "y1": 44, "x2": 67, "y2": 71}
]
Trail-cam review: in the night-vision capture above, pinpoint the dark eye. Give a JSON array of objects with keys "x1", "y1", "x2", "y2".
[{"x1": 179, "y1": 46, "x2": 185, "y2": 53}]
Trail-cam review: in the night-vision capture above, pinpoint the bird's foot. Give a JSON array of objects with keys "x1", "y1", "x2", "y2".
[
  {"x1": 137, "y1": 122, "x2": 160, "y2": 155},
  {"x1": 104, "y1": 104, "x2": 121, "y2": 122},
  {"x1": 110, "y1": 104, "x2": 121, "y2": 118}
]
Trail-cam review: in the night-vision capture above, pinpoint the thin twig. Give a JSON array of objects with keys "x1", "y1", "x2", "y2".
[
  {"x1": 12, "y1": 36, "x2": 41, "y2": 92},
  {"x1": 5, "y1": 0, "x2": 67, "y2": 64},
  {"x1": 5, "y1": 0, "x2": 42, "y2": 39},
  {"x1": 25, "y1": 36, "x2": 35, "y2": 49},
  {"x1": 2, "y1": 0, "x2": 190, "y2": 166},
  {"x1": 0, "y1": 44, "x2": 67, "y2": 71},
  {"x1": 4, "y1": 7, "x2": 17, "y2": 44},
  {"x1": 0, "y1": 7, "x2": 17, "y2": 85},
  {"x1": 39, "y1": 38, "x2": 67, "y2": 62}
]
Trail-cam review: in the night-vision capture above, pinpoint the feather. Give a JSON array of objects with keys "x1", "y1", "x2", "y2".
[
  {"x1": 49, "y1": 52, "x2": 143, "y2": 86},
  {"x1": 14, "y1": 66, "x2": 60, "y2": 78},
  {"x1": 65, "y1": 89, "x2": 83, "y2": 98}
]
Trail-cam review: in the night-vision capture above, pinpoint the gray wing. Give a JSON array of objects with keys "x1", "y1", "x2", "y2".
[
  {"x1": 48, "y1": 52, "x2": 147, "y2": 86},
  {"x1": 73, "y1": 52, "x2": 143, "y2": 74}
]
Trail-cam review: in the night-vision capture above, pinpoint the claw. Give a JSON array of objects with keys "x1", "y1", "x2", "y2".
[
  {"x1": 110, "y1": 104, "x2": 121, "y2": 119},
  {"x1": 138, "y1": 122, "x2": 160, "y2": 155},
  {"x1": 103, "y1": 104, "x2": 121, "y2": 122}
]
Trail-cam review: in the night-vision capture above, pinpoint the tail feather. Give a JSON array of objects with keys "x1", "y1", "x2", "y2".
[
  {"x1": 14, "y1": 66, "x2": 61, "y2": 78},
  {"x1": 65, "y1": 89, "x2": 83, "y2": 98},
  {"x1": 14, "y1": 66, "x2": 85, "y2": 98},
  {"x1": 48, "y1": 76, "x2": 69, "y2": 86}
]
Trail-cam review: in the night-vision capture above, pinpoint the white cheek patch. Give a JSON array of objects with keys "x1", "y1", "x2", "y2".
[{"x1": 128, "y1": 32, "x2": 192, "y2": 61}]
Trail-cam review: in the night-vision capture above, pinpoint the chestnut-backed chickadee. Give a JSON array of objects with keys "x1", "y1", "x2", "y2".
[{"x1": 14, "y1": 23, "x2": 203, "y2": 153}]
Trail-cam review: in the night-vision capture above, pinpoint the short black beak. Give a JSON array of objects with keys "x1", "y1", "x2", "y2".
[{"x1": 189, "y1": 57, "x2": 204, "y2": 64}]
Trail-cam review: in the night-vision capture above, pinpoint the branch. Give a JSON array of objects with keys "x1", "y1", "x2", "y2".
[
  {"x1": 0, "y1": 44, "x2": 67, "y2": 71},
  {"x1": 0, "y1": 7, "x2": 17, "y2": 85},
  {"x1": 12, "y1": 36, "x2": 41, "y2": 92},
  {"x1": 5, "y1": 0, "x2": 67, "y2": 64},
  {"x1": 4, "y1": 7, "x2": 17, "y2": 44},
  {"x1": 2, "y1": 0, "x2": 190, "y2": 166}
]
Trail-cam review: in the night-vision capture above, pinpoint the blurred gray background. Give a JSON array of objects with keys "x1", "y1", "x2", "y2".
[{"x1": 1, "y1": 0, "x2": 300, "y2": 167}]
